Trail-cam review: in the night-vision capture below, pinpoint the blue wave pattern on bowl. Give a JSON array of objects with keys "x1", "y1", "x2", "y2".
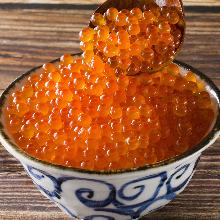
[{"x1": 23, "y1": 158, "x2": 199, "y2": 220}]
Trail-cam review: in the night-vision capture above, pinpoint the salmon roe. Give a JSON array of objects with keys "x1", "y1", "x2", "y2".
[
  {"x1": 83, "y1": 5, "x2": 184, "y2": 74},
  {"x1": 3, "y1": 59, "x2": 214, "y2": 171},
  {"x1": 2, "y1": 6, "x2": 215, "y2": 171}
]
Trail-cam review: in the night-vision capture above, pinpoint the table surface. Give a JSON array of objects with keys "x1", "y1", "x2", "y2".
[{"x1": 0, "y1": 1, "x2": 219, "y2": 220}]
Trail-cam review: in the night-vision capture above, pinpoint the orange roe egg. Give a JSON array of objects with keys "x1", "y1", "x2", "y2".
[
  {"x1": 88, "y1": 124, "x2": 102, "y2": 139},
  {"x1": 130, "y1": 8, "x2": 143, "y2": 19},
  {"x1": 21, "y1": 85, "x2": 34, "y2": 98},
  {"x1": 126, "y1": 106, "x2": 140, "y2": 120},
  {"x1": 16, "y1": 103, "x2": 29, "y2": 117},
  {"x1": 35, "y1": 103, "x2": 49, "y2": 116},
  {"x1": 48, "y1": 71, "x2": 61, "y2": 82},
  {"x1": 21, "y1": 123, "x2": 36, "y2": 139},
  {"x1": 89, "y1": 84, "x2": 103, "y2": 96},
  {"x1": 35, "y1": 132, "x2": 49, "y2": 146},
  {"x1": 90, "y1": 55, "x2": 105, "y2": 73},
  {"x1": 42, "y1": 63, "x2": 57, "y2": 73},
  {"x1": 104, "y1": 44, "x2": 119, "y2": 58},
  {"x1": 105, "y1": 7, "x2": 119, "y2": 21},
  {"x1": 48, "y1": 117, "x2": 63, "y2": 130},
  {"x1": 115, "y1": 11, "x2": 127, "y2": 26},
  {"x1": 90, "y1": 13, "x2": 106, "y2": 26},
  {"x1": 110, "y1": 105, "x2": 122, "y2": 119},
  {"x1": 126, "y1": 14, "x2": 139, "y2": 25},
  {"x1": 35, "y1": 120, "x2": 50, "y2": 133},
  {"x1": 60, "y1": 54, "x2": 74, "y2": 66},
  {"x1": 96, "y1": 25, "x2": 110, "y2": 42},
  {"x1": 79, "y1": 27, "x2": 95, "y2": 42},
  {"x1": 77, "y1": 113, "x2": 92, "y2": 128},
  {"x1": 128, "y1": 24, "x2": 141, "y2": 35}
]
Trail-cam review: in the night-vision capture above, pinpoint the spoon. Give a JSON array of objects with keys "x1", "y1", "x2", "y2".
[{"x1": 89, "y1": 0, "x2": 185, "y2": 74}]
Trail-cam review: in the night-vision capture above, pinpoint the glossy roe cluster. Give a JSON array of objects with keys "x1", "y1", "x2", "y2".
[
  {"x1": 79, "y1": 5, "x2": 183, "y2": 75},
  {"x1": 3, "y1": 54, "x2": 214, "y2": 171}
]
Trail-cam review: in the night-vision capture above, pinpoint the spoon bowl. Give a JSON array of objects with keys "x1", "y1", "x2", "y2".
[{"x1": 89, "y1": 0, "x2": 185, "y2": 73}]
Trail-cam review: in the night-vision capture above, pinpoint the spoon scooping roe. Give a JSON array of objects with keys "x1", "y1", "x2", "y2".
[
  {"x1": 80, "y1": 3, "x2": 184, "y2": 75},
  {"x1": 1, "y1": 3, "x2": 215, "y2": 171}
]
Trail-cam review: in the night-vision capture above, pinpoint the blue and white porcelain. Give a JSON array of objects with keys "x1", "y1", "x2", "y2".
[{"x1": 0, "y1": 57, "x2": 219, "y2": 220}]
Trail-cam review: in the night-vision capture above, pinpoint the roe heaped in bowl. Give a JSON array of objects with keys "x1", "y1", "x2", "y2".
[{"x1": 0, "y1": 57, "x2": 219, "y2": 220}]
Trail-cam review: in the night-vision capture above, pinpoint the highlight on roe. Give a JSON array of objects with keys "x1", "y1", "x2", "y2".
[{"x1": 3, "y1": 54, "x2": 215, "y2": 171}]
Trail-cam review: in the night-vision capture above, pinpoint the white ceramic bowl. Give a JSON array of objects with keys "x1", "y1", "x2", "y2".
[{"x1": 0, "y1": 57, "x2": 219, "y2": 220}]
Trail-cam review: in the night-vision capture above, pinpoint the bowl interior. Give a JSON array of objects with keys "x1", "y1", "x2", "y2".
[{"x1": 0, "y1": 57, "x2": 219, "y2": 174}]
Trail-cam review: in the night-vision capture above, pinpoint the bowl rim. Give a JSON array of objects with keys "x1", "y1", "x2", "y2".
[{"x1": 0, "y1": 54, "x2": 219, "y2": 175}]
